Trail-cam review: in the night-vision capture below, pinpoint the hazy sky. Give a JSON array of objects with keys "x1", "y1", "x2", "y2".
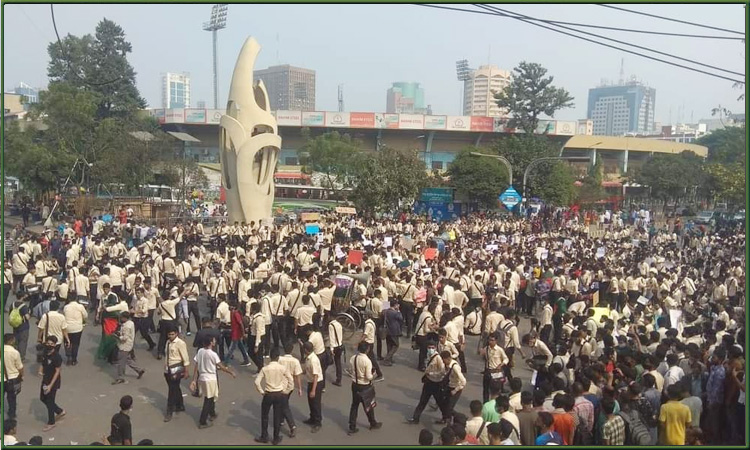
[{"x1": 4, "y1": 3, "x2": 746, "y2": 123}]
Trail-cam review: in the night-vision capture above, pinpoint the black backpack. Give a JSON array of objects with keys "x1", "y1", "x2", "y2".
[{"x1": 573, "y1": 418, "x2": 593, "y2": 445}]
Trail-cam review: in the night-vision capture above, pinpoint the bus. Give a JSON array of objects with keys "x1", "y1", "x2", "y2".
[
  {"x1": 274, "y1": 183, "x2": 351, "y2": 202},
  {"x1": 94, "y1": 184, "x2": 180, "y2": 203}
]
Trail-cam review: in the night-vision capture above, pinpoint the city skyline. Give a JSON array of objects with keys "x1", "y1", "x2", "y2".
[{"x1": 4, "y1": 4, "x2": 745, "y2": 123}]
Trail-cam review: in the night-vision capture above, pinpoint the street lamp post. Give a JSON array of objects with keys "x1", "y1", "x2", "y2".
[{"x1": 470, "y1": 152, "x2": 513, "y2": 186}]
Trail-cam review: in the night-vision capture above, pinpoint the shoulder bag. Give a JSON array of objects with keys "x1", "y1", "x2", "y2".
[{"x1": 354, "y1": 354, "x2": 377, "y2": 412}]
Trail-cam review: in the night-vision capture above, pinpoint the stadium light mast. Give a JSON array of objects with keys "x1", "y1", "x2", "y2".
[
  {"x1": 456, "y1": 59, "x2": 471, "y2": 115},
  {"x1": 203, "y1": 4, "x2": 228, "y2": 109}
]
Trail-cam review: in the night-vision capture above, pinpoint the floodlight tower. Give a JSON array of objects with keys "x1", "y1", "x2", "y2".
[
  {"x1": 456, "y1": 59, "x2": 471, "y2": 115},
  {"x1": 203, "y1": 4, "x2": 228, "y2": 109}
]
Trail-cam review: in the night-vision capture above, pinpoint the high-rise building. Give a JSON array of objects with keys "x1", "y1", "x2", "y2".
[
  {"x1": 462, "y1": 65, "x2": 510, "y2": 117},
  {"x1": 587, "y1": 81, "x2": 656, "y2": 136},
  {"x1": 386, "y1": 82, "x2": 426, "y2": 114},
  {"x1": 13, "y1": 82, "x2": 39, "y2": 107},
  {"x1": 254, "y1": 65, "x2": 316, "y2": 111},
  {"x1": 162, "y1": 72, "x2": 191, "y2": 109}
]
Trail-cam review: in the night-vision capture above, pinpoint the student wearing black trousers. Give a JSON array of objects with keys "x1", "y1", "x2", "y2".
[
  {"x1": 301, "y1": 341, "x2": 324, "y2": 433},
  {"x1": 39, "y1": 336, "x2": 65, "y2": 432},
  {"x1": 254, "y1": 348, "x2": 292, "y2": 445}
]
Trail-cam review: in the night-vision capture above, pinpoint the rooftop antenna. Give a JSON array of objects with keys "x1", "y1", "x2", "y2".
[
  {"x1": 338, "y1": 84, "x2": 344, "y2": 112},
  {"x1": 619, "y1": 58, "x2": 624, "y2": 84}
]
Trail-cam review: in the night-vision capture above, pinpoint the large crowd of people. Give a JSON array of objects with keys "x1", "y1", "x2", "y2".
[{"x1": 1, "y1": 206, "x2": 745, "y2": 445}]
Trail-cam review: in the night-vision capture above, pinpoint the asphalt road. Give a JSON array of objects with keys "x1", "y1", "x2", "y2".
[{"x1": 3, "y1": 293, "x2": 536, "y2": 446}]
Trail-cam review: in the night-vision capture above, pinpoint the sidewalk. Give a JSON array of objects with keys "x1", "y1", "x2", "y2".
[{"x1": 3, "y1": 211, "x2": 50, "y2": 235}]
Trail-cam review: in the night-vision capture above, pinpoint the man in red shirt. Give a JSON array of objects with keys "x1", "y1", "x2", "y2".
[{"x1": 224, "y1": 302, "x2": 251, "y2": 366}]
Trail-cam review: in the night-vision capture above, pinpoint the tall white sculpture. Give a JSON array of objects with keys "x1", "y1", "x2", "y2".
[{"x1": 220, "y1": 37, "x2": 281, "y2": 224}]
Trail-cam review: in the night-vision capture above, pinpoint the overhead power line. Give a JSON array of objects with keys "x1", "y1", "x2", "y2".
[
  {"x1": 417, "y1": 4, "x2": 743, "y2": 40},
  {"x1": 50, "y1": 4, "x2": 123, "y2": 87},
  {"x1": 416, "y1": 4, "x2": 744, "y2": 84},
  {"x1": 599, "y1": 4, "x2": 745, "y2": 36},
  {"x1": 475, "y1": 4, "x2": 744, "y2": 78}
]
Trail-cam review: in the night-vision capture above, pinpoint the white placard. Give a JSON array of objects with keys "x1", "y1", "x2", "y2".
[
  {"x1": 637, "y1": 295, "x2": 650, "y2": 305},
  {"x1": 563, "y1": 239, "x2": 572, "y2": 249},
  {"x1": 384, "y1": 236, "x2": 393, "y2": 248},
  {"x1": 596, "y1": 247, "x2": 606, "y2": 259}
]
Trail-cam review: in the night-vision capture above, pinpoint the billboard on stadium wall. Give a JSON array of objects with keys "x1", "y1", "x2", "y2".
[
  {"x1": 350, "y1": 112, "x2": 375, "y2": 128},
  {"x1": 384, "y1": 113, "x2": 400, "y2": 129},
  {"x1": 577, "y1": 119, "x2": 593, "y2": 136},
  {"x1": 424, "y1": 115, "x2": 447, "y2": 130},
  {"x1": 399, "y1": 114, "x2": 424, "y2": 129},
  {"x1": 325, "y1": 112, "x2": 351, "y2": 127},
  {"x1": 446, "y1": 116, "x2": 472, "y2": 131},
  {"x1": 470, "y1": 116, "x2": 494, "y2": 132},
  {"x1": 165, "y1": 108, "x2": 184, "y2": 123},
  {"x1": 276, "y1": 110, "x2": 302, "y2": 126},
  {"x1": 302, "y1": 111, "x2": 325, "y2": 127},
  {"x1": 184, "y1": 109, "x2": 207, "y2": 124},
  {"x1": 152, "y1": 109, "x2": 166, "y2": 124},
  {"x1": 536, "y1": 120, "x2": 555, "y2": 134},
  {"x1": 555, "y1": 121, "x2": 577, "y2": 136},
  {"x1": 207, "y1": 109, "x2": 224, "y2": 124}
]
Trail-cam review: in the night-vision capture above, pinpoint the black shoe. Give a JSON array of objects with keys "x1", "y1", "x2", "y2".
[
  {"x1": 289, "y1": 425, "x2": 296, "y2": 437},
  {"x1": 164, "y1": 413, "x2": 172, "y2": 423},
  {"x1": 302, "y1": 419, "x2": 314, "y2": 425},
  {"x1": 348, "y1": 427, "x2": 360, "y2": 435},
  {"x1": 198, "y1": 422, "x2": 213, "y2": 429},
  {"x1": 148, "y1": 344, "x2": 156, "y2": 351},
  {"x1": 209, "y1": 414, "x2": 218, "y2": 422},
  {"x1": 370, "y1": 422, "x2": 383, "y2": 430},
  {"x1": 137, "y1": 370, "x2": 146, "y2": 379},
  {"x1": 156, "y1": 355, "x2": 163, "y2": 360},
  {"x1": 254, "y1": 436, "x2": 270, "y2": 443},
  {"x1": 271, "y1": 437, "x2": 282, "y2": 445},
  {"x1": 176, "y1": 406, "x2": 186, "y2": 413},
  {"x1": 406, "y1": 418, "x2": 419, "y2": 424},
  {"x1": 311, "y1": 425, "x2": 321, "y2": 433},
  {"x1": 373, "y1": 375, "x2": 385, "y2": 383},
  {"x1": 332, "y1": 381, "x2": 342, "y2": 387}
]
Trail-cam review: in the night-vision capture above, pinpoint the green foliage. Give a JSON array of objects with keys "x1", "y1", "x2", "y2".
[
  {"x1": 447, "y1": 148, "x2": 509, "y2": 208},
  {"x1": 576, "y1": 158, "x2": 606, "y2": 205},
  {"x1": 300, "y1": 131, "x2": 362, "y2": 195},
  {"x1": 490, "y1": 134, "x2": 556, "y2": 185},
  {"x1": 4, "y1": 122, "x2": 73, "y2": 193},
  {"x1": 494, "y1": 62, "x2": 574, "y2": 135},
  {"x1": 531, "y1": 162, "x2": 577, "y2": 206},
  {"x1": 634, "y1": 151, "x2": 706, "y2": 200},
  {"x1": 350, "y1": 147, "x2": 427, "y2": 213},
  {"x1": 705, "y1": 163, "x2": 745, "y2": 205},
  {"x1": 696, "y1": 126, "x2": 746, "y2": 165},
  {"x1": 47, "y1": 18, "x2": 146, "y2": 119}
]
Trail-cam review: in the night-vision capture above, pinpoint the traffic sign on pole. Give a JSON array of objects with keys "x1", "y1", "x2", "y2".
[{"x1": 499, "y1": 186, "x2": 522, "y2": 210}]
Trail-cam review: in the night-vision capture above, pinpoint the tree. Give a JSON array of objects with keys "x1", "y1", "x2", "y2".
[
  {"x1": 634, "y1": 151, "x2": 706, "y2": 201},
  {"x1": 447, "y1": 148, "x2": 509, "y2": 208},
  {"x1": 494, "y1": 62, "x2": 574, "y2": 135},
  {"x1": 696, "y1": 126, "x2": 746, "y2": 165},
  {"x1": 47, "y1": 18, "x2": 146, "y2": 119},
  {"x1": 4, "y1": 121, "x2": 74, "y2": 194},
  {"x1": 705, "y1": 163, "x2": 745, "y2": 205},
  {"x1": 531, "y1": 162, "x2": 577, "y2": 206},
  {"x1": 350, "y1": 147, "x2": 427, "y2": 213},
  {"x1": 575, "y1": 158, "x2": 607, "y2": 205},
  {"x1": 300, "y1": 131, "x2": 362, "y2": 200}
]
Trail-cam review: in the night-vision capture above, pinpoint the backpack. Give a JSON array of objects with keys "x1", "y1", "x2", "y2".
[
  {"x1": 573, "y1": 418, "x2": 594, "y2": 445},
  {"x1": 496, "y1": 321, "x2": 514, "y2": 348},
  {"x1": 9, "y1": 303, "x2": 23, "y2": 329},
  {"x1": 618, "y1": 410, "x2": 652, "y2": 445}
]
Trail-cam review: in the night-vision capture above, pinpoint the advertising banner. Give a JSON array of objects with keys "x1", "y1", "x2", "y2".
[
  {"x1": 413, "y1": 201, "x2": 462, "y2": 223},
  {"x1": 207, "y1": 109, "x2": 224, "y2": 124},
  {"x1": 302, "y1": 111, "x2": 325, "y2": 127},
  {"x1": 184, "y1": 109, "x2": 207, "y2": 124},
  {"x1": 165, "y1": 108, "x2": 184, "y2": 123},
  {"x1": 535, "y1": 120, "x2": 555, "y2": 134},
  {"x1": 152, "y1": 109, "x2": 166, "y2": 124},
  {"x1": 325, "y1": 112, "x2": 350, "y2": 127},
  {"x1": 384, "y1": 113, "x2": 400, "y2": 129},
  {"x1": 276, "y1": 110, "x2": 302, "y2": 126},
  {"x1": 399, "y1": 114, "x2": 424, "y2": 129},
  {"x1": 350, "y1": 112, "x2": 375, "y2": 128},
  {"x1": 420, "y1": 187, "x2": 453, "y2": 203},
  {"x1": 470, "y1": 116, "x2": 494, "y2": 132},
  {"x1": 555, "y1": 121, "x2": 577, "y2": 136},
  {"x1": 578, "y1": 119, "x2": 593, "y2": 135},
  {"x1": 446, "y1": 116, "x2": 472, "y2": 131},
  {"x1": 424, "y1": 115, "x2": 447, "y2": 130}
]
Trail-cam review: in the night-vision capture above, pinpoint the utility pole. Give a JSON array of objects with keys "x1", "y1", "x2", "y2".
[{"x1": 203, "y1": 4, "x2": 228, "y2": 109}]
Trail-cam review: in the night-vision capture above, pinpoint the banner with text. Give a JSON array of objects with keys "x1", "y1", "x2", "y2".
[
  {"x1": 424, "y1": 115, "x2": 447, "y2": 130},
  {"x1": 446, "y1": 116, "x2": 472, "y2": 131},
  {"x1": 165, "y1": 109, "x2": 184, "y2": 123},
  {"x1": 399, "y1": 114, "x2": 424, "y2": 129},
  {"x1": 276, "y1": 110, "x2": 302, "y2": 126},
  {"x1": 350, "y1": 112, "x2": 375, "y2": 128},
  {"x1": 302, "y1": 111, "x2": 325, "y2": 127},
  {"x1": 470, "y1": 116, "x2": 494, "y2": 132},
  {"x1": 326, "y1": 112, "x2": 351, "y2": 127},
  {"x1": 184, "y1": 109, "x2": 207, "y2": 124}
]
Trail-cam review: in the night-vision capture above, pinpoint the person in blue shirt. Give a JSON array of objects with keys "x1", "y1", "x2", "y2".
[{"x1": 534, "y1": 412, "x2": 563, "y2": 445}]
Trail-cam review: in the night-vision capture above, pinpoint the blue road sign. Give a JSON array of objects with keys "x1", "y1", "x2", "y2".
[{"x1": 499, "y1": 186, "x2": 522, "y2": 210}]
